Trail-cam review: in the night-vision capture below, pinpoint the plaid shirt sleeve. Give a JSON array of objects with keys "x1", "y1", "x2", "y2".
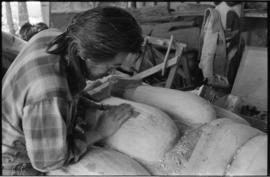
[{"x1": 22, "y1": 96, "x2": 88, "y2": 172}]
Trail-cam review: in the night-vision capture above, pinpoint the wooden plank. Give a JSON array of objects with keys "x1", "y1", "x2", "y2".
[
  {"x1": 162, "y1": 35, "x2": 174, "y2": 76},
  {"x1": 165, "y1": 43, "x2": 185, "y2": 88},
  {"x1": 244, "y1": 10, "x2": 267, "y2": 18},
  {"x1": 146, "y1": 36, "x2": 186, "y2": 49},
  {"x1": 137, "y1": 12, "x2": 204, "y2": 24},
  {"x1": 147, "y1": 36, "x2": 172, "y2": 48},
  {"x1": 132, "y1": 56, "x2": 178, "y2": 79},
  {"x1": 165, "y1": 65, "x2": 177, "y2": 88}
]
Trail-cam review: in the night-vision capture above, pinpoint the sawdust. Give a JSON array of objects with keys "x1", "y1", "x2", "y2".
[{"x1": 140, "y1": 127, "x2": 203, "y2": 175}]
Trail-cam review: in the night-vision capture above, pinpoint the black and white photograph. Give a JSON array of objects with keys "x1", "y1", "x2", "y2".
[{"x1": 1, "y1": 1, "x2": 268, "y2": 176}]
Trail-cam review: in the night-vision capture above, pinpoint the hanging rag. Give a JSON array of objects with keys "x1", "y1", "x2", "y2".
[{"x1": 199, "y1": 8, "x2": 227, "y2": 80}]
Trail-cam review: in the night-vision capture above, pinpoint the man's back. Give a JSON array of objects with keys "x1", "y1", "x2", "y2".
[{"x1": 2, "y1": 28, "x2": 73, "y2": 174}]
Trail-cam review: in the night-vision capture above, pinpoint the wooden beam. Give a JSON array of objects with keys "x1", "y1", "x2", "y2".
[
  {"x1": 165, "y1": 43, "x2": 185, "y2": 88},
  {"x1": 126, "y1": 4, "x2": 213, "y2": 24},
  {"x1": 162, "y1": 35, "x2": 174, "y2": 76},
  {"x1": 41, "y1": 2, "x2": 50, "y2": 26},
  {"x1": 132, "y1": 56, "x2": 178, "y2": 79},
  {"x1": 5, "y1": 2, "x2": 16, "y2": 35},
  {"x1": 167, "y1": 2, "x2": 171, "y2": 13},
  {"x1": 131, "y1": 2, "x2": 137, "y2": 8},
  {"x1": 145, "y1": 36, "x2": 186, "y2": 49},
  {"x1": 18, "y1": 2, "x2": 29, "y2": 27},
  {"x1": 244, "y1": 10, "x2": 267, "y2": 18}
]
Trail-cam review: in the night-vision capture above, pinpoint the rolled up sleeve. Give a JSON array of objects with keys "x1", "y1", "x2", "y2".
[{"x1": 22, "y1": 97, "x2": 88, "y2": 172}]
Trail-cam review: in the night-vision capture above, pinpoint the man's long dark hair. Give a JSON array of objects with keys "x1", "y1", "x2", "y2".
[{"x1": 47, "y1": 6, "x2": 143, "y2": 63}]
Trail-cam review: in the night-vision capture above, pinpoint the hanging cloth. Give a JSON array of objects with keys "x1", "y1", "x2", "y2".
[{"x1": 199, "y1": 8, "x2": 227, "y2": 79}]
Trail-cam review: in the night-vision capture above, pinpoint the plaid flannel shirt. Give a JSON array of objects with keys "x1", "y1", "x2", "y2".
[{"x1": 2, "y1": 28, "x2": 88, "y2": 172}]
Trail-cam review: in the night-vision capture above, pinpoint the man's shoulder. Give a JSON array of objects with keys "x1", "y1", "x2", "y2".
[
  {"x1": 31, "y1": 28, "x2": 62, "y2": 41},
  {"x1": 16, "y1": 28, "x2": 62, "y2": 63},
  {"x1": 25, "y1": 28, "x2": 62, "y2": 49}
]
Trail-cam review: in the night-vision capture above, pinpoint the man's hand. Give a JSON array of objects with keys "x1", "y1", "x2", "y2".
[{"x1": 94, "y1": 103, "x2": 134, "y2": 138}]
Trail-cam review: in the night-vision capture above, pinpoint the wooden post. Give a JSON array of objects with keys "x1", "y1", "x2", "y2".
[
  {"x1": 5, "y1": 2, "x2": 16, "y2": 35},
  {"x1": 125, "y1": 2, "x2": 129, "y2": 8},
  {"x1": 165, "y1": 43, "x2": 186, "y2": 88},
  {"x1": 167, "y1": 1, "x2": 171, "y2": 13},
  {"x1": 94, "y1": 2, "x2": 100, "y2": 7},
  {"x1": 41, "y1": 2, "x2": 50, "y2": 26},
  {"x1": 131, "y1": 2, "x2": 137, "y2": 8},
  {"x1": 18, "y1": 2, "x2": 29, "y2": 27},
  {"x1": 97, "y1": 2, "x2": 114, "y2": 7},
  {"x1": 119, "y1": 2, "x2": 128, "y2": 8}
]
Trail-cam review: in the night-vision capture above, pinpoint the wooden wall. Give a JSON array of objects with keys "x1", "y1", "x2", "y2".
[
  {"x1": 49, "y1": 2, "x2": 212, "y2": 31},
  {"x1": 48, "y1": 2, "x2": 267, "y2": 47}
]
